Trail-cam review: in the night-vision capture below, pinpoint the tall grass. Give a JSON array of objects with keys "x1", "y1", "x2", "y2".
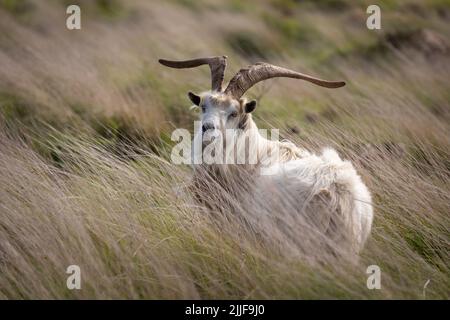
[{"x1": 0, "y1": 0, "x2": 449, "y2": 299}]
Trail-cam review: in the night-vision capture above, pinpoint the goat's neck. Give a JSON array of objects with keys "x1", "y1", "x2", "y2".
[
  {"x1": 243, "y1": 118, "x2": 309, "y2": 168},
  {"x1": 193, "y1": 117, "x2": 309, "y2": 178}
]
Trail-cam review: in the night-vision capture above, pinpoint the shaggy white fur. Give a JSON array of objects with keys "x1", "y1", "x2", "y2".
[
  {"x1": 258, "y1": 148, "x2": 373, "y2": 254},
  {"x1": 192, "y1": 92, "x2": 373, "y2": 256}
]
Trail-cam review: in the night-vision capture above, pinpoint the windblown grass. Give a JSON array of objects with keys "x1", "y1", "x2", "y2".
[{"x1": 0, "y1": 0, "x2": 449, "y2": 299}]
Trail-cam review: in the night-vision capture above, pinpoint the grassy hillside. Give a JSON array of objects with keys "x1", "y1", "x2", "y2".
[{"x1": 0, "y1": 0, "x2": 449, "y2": 299}]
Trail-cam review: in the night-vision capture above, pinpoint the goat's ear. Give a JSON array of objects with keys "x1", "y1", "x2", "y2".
[
  {"x1": 244, "y1": 100, "x2": 257, "y2": 113},
  {"x1": 188, "y1": 92, "x2": 201, "y2": 106}
]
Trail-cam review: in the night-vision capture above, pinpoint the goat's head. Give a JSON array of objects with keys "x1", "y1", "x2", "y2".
[{"x1": 158, "y1": 56, "x2": 345, "y2": 139}]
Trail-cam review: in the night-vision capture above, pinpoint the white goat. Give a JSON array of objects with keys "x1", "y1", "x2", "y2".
[{"x1": 159, "y1": 56, "x2": 373, "y2": 257}]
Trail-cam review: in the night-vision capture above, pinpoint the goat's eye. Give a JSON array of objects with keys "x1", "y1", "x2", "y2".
[
  {"x1": 229, "y1": 111, "x2": 238, "y2": 118},
  {"x1": 201, "y1": 105, "x2": 206, "y2": 112}
]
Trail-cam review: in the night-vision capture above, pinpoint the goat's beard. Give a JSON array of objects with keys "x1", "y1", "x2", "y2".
[
  {"x1": 201, "y1": 129, "x2": 221, "y2": 145},
  {"x1": 193, "y1": 127, "x2": 265, "y2": 169},
  {"x1": 200, "y1": 130, "x2": 225, "y2": 165}
]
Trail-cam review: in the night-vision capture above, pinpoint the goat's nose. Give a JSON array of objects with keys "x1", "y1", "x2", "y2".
[{"x1": 202, "y1": 123, "x2": 215, "y2": 133}]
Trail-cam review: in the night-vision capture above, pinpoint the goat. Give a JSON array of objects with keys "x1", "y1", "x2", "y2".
[{"x1": 159, "y1": 56, "x2": 373, "y2": 258}]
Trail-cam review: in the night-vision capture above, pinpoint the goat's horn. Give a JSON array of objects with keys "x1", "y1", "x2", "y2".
[
  {"x1": 224, "y1": 62, "x2": 345, "y2": 99},
  {"x1": 158, "y1": 56, "x2": 228, "y2": 92}
]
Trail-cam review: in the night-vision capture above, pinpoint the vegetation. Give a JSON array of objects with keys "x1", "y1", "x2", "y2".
[{"x1": 0, "y1": 0, "x2": 449, "y2": 299}]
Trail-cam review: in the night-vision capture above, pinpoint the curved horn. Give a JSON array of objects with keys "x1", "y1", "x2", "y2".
[
  {"x1": 158, "y1": 56, "x2": 228, "y2": 92},
  {"x1": 224, "y1": 62, "x2": 345, "y2": 99}
]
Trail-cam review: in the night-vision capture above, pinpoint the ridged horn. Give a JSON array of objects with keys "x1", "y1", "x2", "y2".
[
  {"x1": 158, "y1": 56, "x2": 228, "y2": 92},
  {"x1": 224, "y1": 62, "x2": 345, "y2": 98}
]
